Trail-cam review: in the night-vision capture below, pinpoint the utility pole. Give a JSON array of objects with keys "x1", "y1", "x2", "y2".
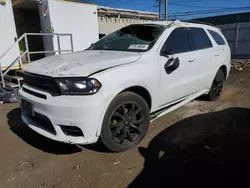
[
  {"x1": 157, "y1": 0, "x2": 167, "y2": 20},
  {"x1": 164, "y1": 0, "x2": 168, "y2": 20},
  {"x1": 157, "y1": 0, "x2": 162, "y2": 20}
]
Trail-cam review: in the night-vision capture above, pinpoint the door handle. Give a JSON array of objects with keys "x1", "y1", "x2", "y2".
[
  {"x1": 214, "y1": 53, "x2": 220, "y2": 57},
  {"x1": 188, "y1": 58, "x2": 196, "y2": 62}
]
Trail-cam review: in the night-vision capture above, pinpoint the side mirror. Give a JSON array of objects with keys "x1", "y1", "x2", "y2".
[
  {"x1": 164, "y1": 57, "x2": 180, "y2": 74},
  {"x1": 160, "y1": 49, "x2": 172, "y2": 57}
]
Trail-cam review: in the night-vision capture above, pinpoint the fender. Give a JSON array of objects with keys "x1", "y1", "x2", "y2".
[{"x1": 95, "y1": 82, "x2": 153, "y2": 137}]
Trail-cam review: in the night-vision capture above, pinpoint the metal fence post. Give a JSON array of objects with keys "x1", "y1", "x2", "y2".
[
  {"x1": 17, "y1": 39, "x2": 23, "y2": 69},
  {"x1": 70, "y1": 34, "x2": 74, "y2": 52},
  {"x1": 235, "y1": 23, "x2": 240, "y2": 55},
  {"x1": 0, "y1": 62, "x2": 5, "y2": 88},
  {"x1": 57, "y1": 35, "x2": 61, "y2": 54},
  {"x1": 25, "y1": 34, "x2": 31, "y2": 63}
]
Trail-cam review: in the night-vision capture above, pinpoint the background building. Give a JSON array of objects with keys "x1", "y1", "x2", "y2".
[
  {"x1": 97, "y1": 6, "x2": 158, "y2": 37},
  {"x1": 0, "y1": 0, "x2": 158, "y2": 71}
]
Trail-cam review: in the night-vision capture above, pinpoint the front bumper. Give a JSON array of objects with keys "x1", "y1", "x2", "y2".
[{"x1": 19, "y1": 84, "x2": 108, "y2": 145}]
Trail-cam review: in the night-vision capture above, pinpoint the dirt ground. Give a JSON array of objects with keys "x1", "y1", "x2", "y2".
[{"x1": 0, "y1": 67, "x2": 250, "y2": 188}]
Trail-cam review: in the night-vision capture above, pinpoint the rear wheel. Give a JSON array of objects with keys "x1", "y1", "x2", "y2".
[
  {"x1": 100, "y1": 92, "x2": 150, "y2": 152},
  {"x1": 207, "y1": 69, "x2": 225, "y2": 101}
]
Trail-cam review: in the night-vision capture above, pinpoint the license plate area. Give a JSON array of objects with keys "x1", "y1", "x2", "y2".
[{"x1": 21, "y1": 99, "x2": 34, "y2": 116}]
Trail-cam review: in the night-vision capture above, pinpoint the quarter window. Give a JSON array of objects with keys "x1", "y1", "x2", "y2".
[
  {"x1": 208, "y1": 29, "x2": 226, "y2": 45},
  {"x1": 189, "y1": 27, "x2": 212, "y2": 50},
  {"x1": 161, "y1": 27, "x2": 191, "y2": 54}
]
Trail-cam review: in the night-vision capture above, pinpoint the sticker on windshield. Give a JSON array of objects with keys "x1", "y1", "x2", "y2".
[{"x1": 128, "y1": 44, "x2": 149, "y2": 50}]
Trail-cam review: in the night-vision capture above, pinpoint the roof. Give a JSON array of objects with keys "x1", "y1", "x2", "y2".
[
  {"x1": 147, "y1": 20, "x2": 220, "y2": 31},
  {"x1": 147, "y1": 21, "x2": 173, "y2": 25}
]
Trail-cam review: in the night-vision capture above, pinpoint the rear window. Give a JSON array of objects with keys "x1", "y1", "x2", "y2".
[
  {"x1": 208, "y1": 29, "x2": 226, "y2": 45},
  {"x1": 189, "y1": 27, "x2": 212, "y2": 51}
]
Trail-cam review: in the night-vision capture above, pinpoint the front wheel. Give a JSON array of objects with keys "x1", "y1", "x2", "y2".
[
  {"x1": 207, "y1": 69, "x2": 225, "y2": 101},
  {"x1": 100, "y1": 92, "x2": 150, "y2": 152}
]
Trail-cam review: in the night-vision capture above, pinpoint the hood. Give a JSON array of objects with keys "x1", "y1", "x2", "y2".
[{"x1": 23, "y1": 50, "x2": 141, "y2": 77}]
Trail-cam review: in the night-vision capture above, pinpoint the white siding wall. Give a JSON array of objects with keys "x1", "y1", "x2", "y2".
[
  {"x1": 48, "y1": 0, "x2": 99, "y2": 52},
  {"x1": 0, "y1": 0, "x2": 20, "y2": 68}
]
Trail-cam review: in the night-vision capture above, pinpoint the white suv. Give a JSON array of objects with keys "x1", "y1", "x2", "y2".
[{"x1": 20, "y1": 20, "x2": 231, "y2": 152}]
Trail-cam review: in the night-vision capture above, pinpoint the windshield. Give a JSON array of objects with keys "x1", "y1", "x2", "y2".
[{"x1": 88, "y1": 24, "x2": 166, "y2": 52}]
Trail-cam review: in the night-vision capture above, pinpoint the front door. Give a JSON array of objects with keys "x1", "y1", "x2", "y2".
[{"x1": 158, "y1": 27, "x2": 199, "y2": 107}]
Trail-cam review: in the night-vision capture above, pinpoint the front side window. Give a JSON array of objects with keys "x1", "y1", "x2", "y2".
[
  {"x1": 161, "y1": 27, "x2": 191, "y2": 54},
  {"x1": 208, "y1": 29, "x2": 226, "y2": 45},
  {"x1": 189, "y1": 27, "x2": 212, "y2": 50},
  {"x1": 88, "y1": 24, "x2": 166, "y2": 52}
]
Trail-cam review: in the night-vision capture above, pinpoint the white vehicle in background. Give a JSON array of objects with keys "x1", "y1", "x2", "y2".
[{"x1": 19, "y1": 20, "x2": 231, "y2": 152}]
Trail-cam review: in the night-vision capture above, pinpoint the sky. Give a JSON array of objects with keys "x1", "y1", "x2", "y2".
[{"x1": 84, "y1": 0, "x2": 250, "y2": 19}]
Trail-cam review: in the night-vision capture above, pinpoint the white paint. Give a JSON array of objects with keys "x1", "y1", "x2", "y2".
[
  {"x1": 0, "y1": 0, "x2": 19, "y2": 68},
  {"x1": 47, "y1": 0, "x2": 99, "y2": 52},
  {"x1": 20, "y1": 21, "x2": 231, "y2": 146},
  {"x1": 23, "y1": 50, "x2": 141, "y2": 76}
]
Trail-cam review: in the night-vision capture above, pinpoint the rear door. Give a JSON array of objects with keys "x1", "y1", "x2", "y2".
[
  {"x1": 207, "y1": 29, "x2": 230, "y2": 77},
  {"x1": 188, "y1": 27, "x2": 215, "y2": 90}
]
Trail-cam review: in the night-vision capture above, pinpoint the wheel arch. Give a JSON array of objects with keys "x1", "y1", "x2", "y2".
[
  {"x1": 96, "y1": 85, "x2": 152, "y2": 137},
  {"x1": 219, "y1": 65, "x2": 227, "y2": 79},
  {"x1": 120, "y1": 86, "x2": 152, "y2": 110}
]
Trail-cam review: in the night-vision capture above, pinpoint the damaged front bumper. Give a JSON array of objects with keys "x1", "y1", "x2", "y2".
[{"x1": 19, "y1": 84, "x2": 108, "y2": 145}]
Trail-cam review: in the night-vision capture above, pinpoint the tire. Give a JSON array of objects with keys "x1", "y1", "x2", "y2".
[
  {"x1": 207, "y1": 69, "x2": 225, "y2": 101},
  {"x1": 100, "y1": 91, "x2": 150, "y2": 152}
]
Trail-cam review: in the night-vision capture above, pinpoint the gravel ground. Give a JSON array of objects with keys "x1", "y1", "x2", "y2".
[{"x1": 0, "y1": 67, "x2": 250, "y2": 188}]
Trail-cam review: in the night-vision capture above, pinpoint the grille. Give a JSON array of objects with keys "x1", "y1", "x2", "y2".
[
  {"x1": 23, "y1": 87, "x2": 47, "y2": 99},
  {"x1": 27, "y1": 112, "x2": 56, "y2": 135},
  {"x1": 23, "y1": 72, "x2": 61, "y2": 96}
]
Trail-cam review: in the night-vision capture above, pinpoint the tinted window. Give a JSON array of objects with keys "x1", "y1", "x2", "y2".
[
  {"x1": 161, "y1": 27, "x2": 191, "y2": 54},
  {"x1": 208, "y1": 29, "x2": 226, "y2": 45},
  {"x1": 189, "y1": 27, "x2": 212, "y2": 50}
]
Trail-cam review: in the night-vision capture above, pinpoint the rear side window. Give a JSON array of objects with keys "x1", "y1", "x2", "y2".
[
  {"x1": 208, "y1": 29, "x2": 226, "y2": 45},
  {"x1": 161, "y1": 27, "x2": 191, "y2": 54},
  {"x1": 189, "y1": 27, "x2": 212, "y2": 51}
]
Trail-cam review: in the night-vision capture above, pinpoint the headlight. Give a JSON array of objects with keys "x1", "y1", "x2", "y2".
[{"x1": 56, "y1": 78, "x2": 102, "y2": 95}]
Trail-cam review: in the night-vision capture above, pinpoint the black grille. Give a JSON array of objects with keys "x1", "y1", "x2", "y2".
[
  {"x1": 27, "y1": 112, "x2": 56, "y2": 135},
  {"x1": 23, "y1": 87, "x2": 47, "y2": 99},
  {"x1": 60, "y1": 125, "x2": 84, "y2": 137},
  {"x1": 23, "y1": 72, "x2": 61, "y2": 96}
]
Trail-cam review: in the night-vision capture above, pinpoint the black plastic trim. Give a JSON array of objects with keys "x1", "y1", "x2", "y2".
[{"x1": 23, "y1": 87, "x2": 47, "y2": 99}]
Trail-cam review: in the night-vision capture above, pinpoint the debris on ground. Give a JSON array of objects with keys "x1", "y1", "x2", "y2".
[
  {"x1": 102, "y1": 173, "x2": 110, "y2": 176},
  {"x1": 204, "y1": 145, "x2": 210, "y2": 150},
  {"x1": 0, "y1": 86, "x2": 20, "y2": 103},
  {"x1": 231, "y1": 59, "x2": 250, "y2": 71},
  {"x1": 72, "y1": 165, "x2": 81, "y2": 170},
  {"x1": 113, "y1": 161, "x2": 120, "y2": 165}
]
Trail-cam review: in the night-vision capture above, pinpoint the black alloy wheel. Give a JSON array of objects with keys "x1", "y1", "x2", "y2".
[
  {"x1": 100, "y1": 92, "x2": 150, "y2": 152},
  {"x1": 207, "y1": 69, "x2": 225, "y2": 101},
  {"x1": 109, "y1": 102, "x2": 144, "y2": 144}
]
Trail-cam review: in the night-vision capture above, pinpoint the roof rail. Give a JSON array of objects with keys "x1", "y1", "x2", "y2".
[
  {"x1": 158, "y1": 19, "x2": 218, "y2": 28},
  {"x1": 181, "y1": 20, "x2": 218, "y2": 28}
]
